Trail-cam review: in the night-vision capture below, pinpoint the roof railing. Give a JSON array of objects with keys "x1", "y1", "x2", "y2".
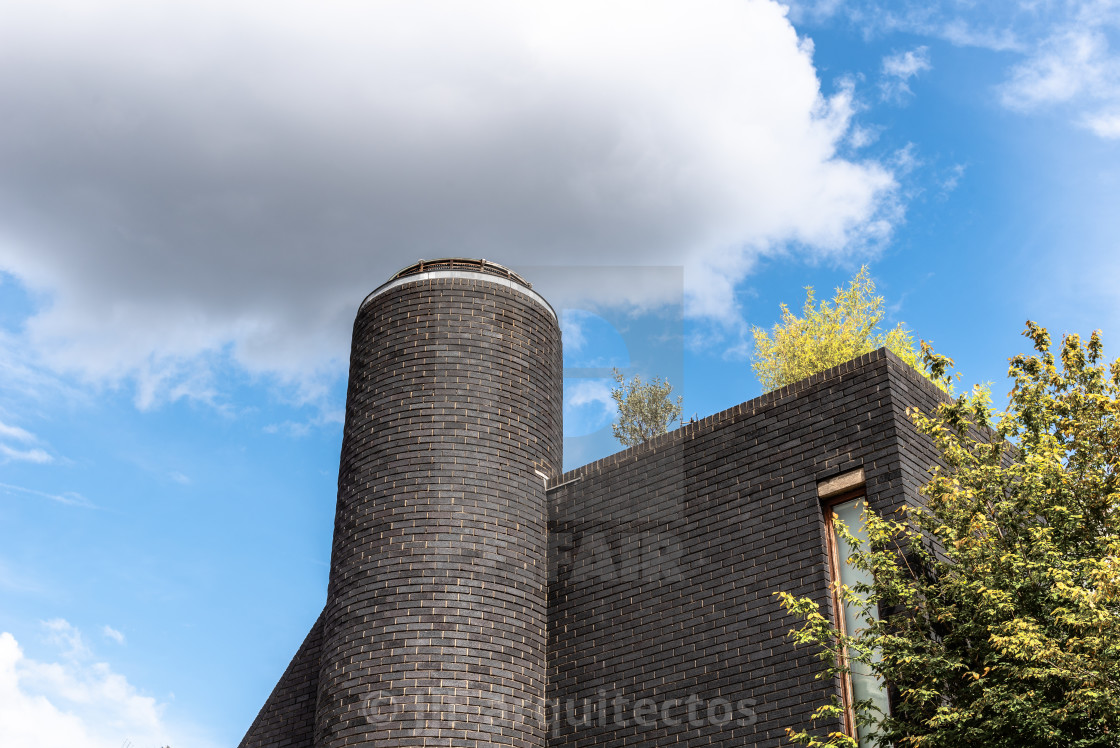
[{"x1": 391, "y1": 258, "x2": 532, "y2": 289}]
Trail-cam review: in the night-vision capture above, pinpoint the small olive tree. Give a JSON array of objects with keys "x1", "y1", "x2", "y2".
[
  {"x1": 610, "y1": 368, "x2": 683, "y2": 447},
  {"x1": 751, "y1": 267, "x2": 942, "y2": 392}
]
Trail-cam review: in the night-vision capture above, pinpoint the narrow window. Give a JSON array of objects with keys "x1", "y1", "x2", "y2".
[{"x1": 820, "y1": 477, "x2": 889, "y2": 745}]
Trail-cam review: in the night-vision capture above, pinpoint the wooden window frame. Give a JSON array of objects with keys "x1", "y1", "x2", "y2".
[{"x1": 822, "y1": 485, "x2": 868, "y2": 740}]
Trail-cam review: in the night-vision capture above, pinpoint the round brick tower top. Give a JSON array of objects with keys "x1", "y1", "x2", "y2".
[{"x1": 360, "y1": 258, "x2": 557, "y2": 321}]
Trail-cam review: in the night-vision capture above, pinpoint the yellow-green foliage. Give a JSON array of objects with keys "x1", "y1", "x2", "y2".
[
  {"x1": 610, "y1": 368, "x2": 683, "y2": 447},
  {"x1": 777, "y1": 325, "x2": 1120, "y2": 747},
  {"x1": 751, "y1": 267, "x2": 940, "y2": 392}
]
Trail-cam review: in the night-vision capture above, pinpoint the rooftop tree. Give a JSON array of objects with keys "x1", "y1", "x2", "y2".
[
  {"x1": 751, "y1": 266, "x2": 942, "y2": 392},
  {"x1": 609, "y1": 368, "x2": 683, "y2": 447}
]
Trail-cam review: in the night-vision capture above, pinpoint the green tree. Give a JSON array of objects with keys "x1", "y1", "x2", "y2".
[
  {"x1": 751, "y1": 266, "x2": 941, "y2": 392},
  {"x1": 777, "y1": 324, "x2": 1120, "y2": 747},
  {"x1": 610, "y1": 368, "x2": 683, "y2": 447}
]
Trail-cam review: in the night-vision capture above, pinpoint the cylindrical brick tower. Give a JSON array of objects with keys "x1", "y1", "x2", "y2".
[{"x1": 314, "y1": 259, "x2": 562, "y2": 748}]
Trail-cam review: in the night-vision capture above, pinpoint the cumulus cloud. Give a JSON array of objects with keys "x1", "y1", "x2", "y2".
[
  {"x1": 0, "y1": 623, "x2": 213, "y2": 748},
  {"x1": 0, "y1": 0, "x2": 898, "y2": 406}
]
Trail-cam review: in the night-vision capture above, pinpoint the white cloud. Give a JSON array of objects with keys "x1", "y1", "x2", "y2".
[
  {"x1": 0, "y1": 558, "x2": 44, "y2": 595},
  {"x1": 880, "y1": 46, "x2": 931, "y2": 102},
  {"x1": 891, "y1": 143, "x2": 923, "y2": 175},
  {"x1": 262, "y1": 407, "x2": 345, "y2": 438},
  {"x1": 939, "y1": 163, "x2": 967, "y2": 193},
  {"x1": 0, "y1": 0, "x2": 898, "y2": 404},
  {"x1": 0, "y1": 482, "x2": 94, "y2": 508},
  {"x1": 168, "y1": 471, "x2": 191, "y2": 486},
  {"x1": 1083, "y1": 110, "x2": 1120, "y2": 138},
  {"x1": 0, "y1": 445, "x2": 53, "y2": 464},
  {"x1": 564, "y1": 378, "x2": 617, "y2": 437},
  {"x1": 42, "y1": 619, "x2": 90, "y2": 660},
  {"x1": 791, "y1": 1, "x2": 1120, "y2": 137},
  {"x1": 560, "y1": 310, "x2": 589, "y2": 354},
  {"x1": 999, "y1": 15, "x2": 1120, "y2": 137},
  {"x1": 0, "y1": 419, "x2": 53, "y2": 464},
  {"x1": 0, "y1": 420, "x2": 36, "y2": 443},
  {"x1": 786, "y1": 1, "x2": 1022, "y2": 52},
  {"x1": 0, "y1": 623, "x2": 213, "y2": 748},
  {"x1": 848, "y1": 124, "x2": 879, "y2": 149},
  {"x1": 1001, "y1": 28, "x2": 1110, "y2": 110},
  {"x1": 568, "y1": 379, "x2": 616, "y2": 412},
  {"x1": 883, "y1": 46, "x2": 932, "y2": 80},
  {"x1": 101, "y1": 626, "x2": 126, "y2": 646}
]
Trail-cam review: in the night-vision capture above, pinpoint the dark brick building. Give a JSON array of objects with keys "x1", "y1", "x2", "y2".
[{"x1": 238, "y1": 259, "x2": 946, "y2": 747}]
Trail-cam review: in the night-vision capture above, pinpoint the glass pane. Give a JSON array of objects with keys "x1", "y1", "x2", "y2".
[{"x1": 831, "y1": 499, "x2": 889, "y2": 745}]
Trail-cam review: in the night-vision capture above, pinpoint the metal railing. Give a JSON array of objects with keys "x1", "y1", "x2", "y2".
[{"x1": 391, "y1": 258, "x2": 532, "y2": 289}]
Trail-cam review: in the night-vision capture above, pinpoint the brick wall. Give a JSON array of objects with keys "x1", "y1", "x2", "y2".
[{"x1": 546, "y1": 349, "x2": 946, "y2": 748}]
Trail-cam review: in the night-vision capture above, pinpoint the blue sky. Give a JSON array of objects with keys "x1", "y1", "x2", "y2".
[{"x1": 0, "y1": 1, "x2": 1117, "y2": 745}]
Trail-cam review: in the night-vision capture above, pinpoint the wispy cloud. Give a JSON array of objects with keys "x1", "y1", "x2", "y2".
[
  {"x1": 1082, "y1": 110, "x2": 1120, "y2": 138},
  {"x1": 561, "y1": 310, "x2": 590, "y2": 353},
  {"x1": 0, "y1": 421, "x2": 36, "y2": 444},
  {"x1": 848, "y1": 123, "x2": 880, "y2": 149},
  {"x1": 0, "y1": 481, "x2": 94, "y2": 508},
  {"x1": 999, "y1": 14, "x2": 1120, "y2": 139},
  {"x1": 0, "y1": 329, "x2": 83, "y2": 405},
  {"x1": 1001, "y1": 28, "x2": 1109, "y2": 110},
  {"x1": 0, "y1": 419, "x2": 54, "y2": 464},
  {"x1": 880, "y1": 46, "x2": 932, "y2": 102},
  {"x1": 0, "y1": 558, "x2": 44, "y2": 595},
  {"x1": 0, "y1": 445, "x2": 52, "y2": 464},
  {"x1": 101, "y1": 626, "x2": 126, "y2": 646},
  {"x1": 168, "y1": 471, "x2": 191, "y2": 486},
  {"x1": 263, "y1": 407, "x2": 345, "y2": 438},
  {"x1": 42, "y1": 618, "x2": 91, "y2": 659},
  {"x1": 786, "y1": 1, "x2": 1021, "y2": 51},
  {"x1": 939, "y1": 163, "x2": 967, "y2": 194},
  {"x1": 891, "y1": 143, "x2": 923, "y2": 175},
  {"x1": 793, "y1": 0, "x2": 1120, "y2": 140}
]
